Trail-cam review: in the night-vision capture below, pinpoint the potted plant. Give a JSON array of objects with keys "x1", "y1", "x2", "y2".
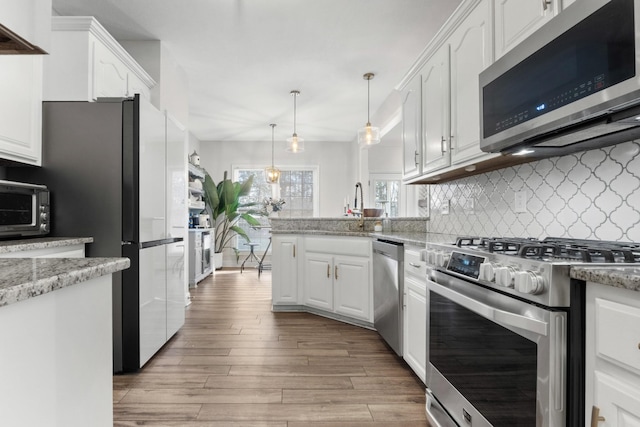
[{"x1": 202, "y1": 171, "x2": 262, "y2": 269}]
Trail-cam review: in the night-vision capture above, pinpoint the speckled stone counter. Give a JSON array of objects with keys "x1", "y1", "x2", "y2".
[
  {"x1": 0, "y1": 257, "x2": 130, "y2": 307},
  {"x1": 0, "y1": 237, "x2": 93, "y2": 254},
  {"x1": 269, "y1": 217, "x2": 434, "y2": 246},
  {"x1": 571, "y1": 266, "x2": 640, "y2": 292}
]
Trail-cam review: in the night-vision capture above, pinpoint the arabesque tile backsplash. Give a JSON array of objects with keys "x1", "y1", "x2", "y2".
[{"x1": 424, "y1": 141, "x2": 640, "y2": 242}]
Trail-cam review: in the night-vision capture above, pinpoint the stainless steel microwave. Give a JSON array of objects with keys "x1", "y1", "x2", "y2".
[
  {"x1": 480, "y1": 0, "x2": 640, "y2": 157},
  {"x1": 0, "y1": 180, "x2": 50, "y2": 238}
]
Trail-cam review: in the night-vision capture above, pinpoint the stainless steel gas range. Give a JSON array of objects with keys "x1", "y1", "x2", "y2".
[{"x1": 423, "y1": 237, "x2": 640, "y2": 427}]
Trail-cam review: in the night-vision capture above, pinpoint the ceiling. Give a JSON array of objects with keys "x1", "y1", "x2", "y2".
[{"x1": 51, "y1": 0, "x2": 462, "y2": 144}]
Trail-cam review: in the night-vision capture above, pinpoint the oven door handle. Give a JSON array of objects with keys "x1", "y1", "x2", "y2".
[{"x1": 428, "y1": 281, "x2": 549, "y2": 336}]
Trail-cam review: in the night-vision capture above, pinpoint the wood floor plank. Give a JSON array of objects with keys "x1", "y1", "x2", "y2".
[
  {"x1": 204, "y1": 376, "x2": 355, "y2": 390},
  {"x1": 114, "y1": 422, "x2": 286, "y2": 427},
  {"x1": 197, "y1": 403, "x2": 373, "y2": 422},
  {"x1": 114, "y1": 403, "x2": 201, "y2": 421},
  {"x1": 120, "y1": 388, "x2": 282, "y2": 404},
  {"x1": 113, "y1": 270, "x2": 427, "y2": 425},
  {"x1": 282, "y1": 389, "x2": 424, "y2": 404}
]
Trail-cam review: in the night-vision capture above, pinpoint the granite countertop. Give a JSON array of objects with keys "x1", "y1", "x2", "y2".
[
  {"x1": 571, "y1": 266, "x2": 640, "y2": 292},
  {"x1": 270, "y1": 230, "x2": 456, "y2": 247},
  {"x1": 0, "y1": 237, "x2": 94, "y2": 254},
  {"x1": 0, "y1": 257, "x2": 130, "y2": 308}
]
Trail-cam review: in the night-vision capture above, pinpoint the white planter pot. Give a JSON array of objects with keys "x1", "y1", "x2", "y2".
[{"x1": 213, "y1": 252, "x2": 223, "y2": 270}]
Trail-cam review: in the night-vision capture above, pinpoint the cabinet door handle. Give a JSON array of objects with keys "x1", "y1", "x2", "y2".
[
  {"x1": 327, "y1": 264, "x2": 330, "y2": 278},
  {"x1": 409, "y1": 262, "x2": 421, "y2": 268},
  {"x1": 591, "y1": 406, "x2": 606, "y2": 427},
  {"x1": 441, "y1": 136, "x2": 447, "y2": 154},
  {"x1": 293, "y1": 244, "x2": 296, "y2": 258},
  {"x1": 542, "y1": 0, "x2": 551, "y2": 11},
  {"x1": 414, "y1": 150, "x2": 419, "y2": 167},
  {"x1": 335, "y1": 265, "x2": 338, "y2": 280}
]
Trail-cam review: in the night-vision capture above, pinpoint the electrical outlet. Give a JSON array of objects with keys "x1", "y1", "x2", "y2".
[
  {"x1": 464, "y1": 198, "x2": 475, "y2": 214},
  {"x1": 441, "y1": 200, "x2": 450, "y2": 215},
  {"x1": 514, "y1": 190, "x2": 527, "y2": 213}
]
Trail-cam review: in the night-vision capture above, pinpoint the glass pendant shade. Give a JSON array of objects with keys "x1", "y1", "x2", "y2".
[
  {"x1": 286, "y1": 90, "x2": 305, "y2": 153},
  {"x1": 358, "y1": 122, "x2": 380, "y2": 146},
  {"x1": 357, "y1": 73, "x2": 381, "y2": 147},
  {"x1": 265, "y1": 123, "x2": 281, "y2": 183},
  {"x1": 286, "y1": 133, "x2": 305, "y2": 153}
]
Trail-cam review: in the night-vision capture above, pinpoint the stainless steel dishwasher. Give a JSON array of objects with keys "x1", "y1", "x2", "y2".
[{"x1": 372, "y1": 239, "x2": 404, "y2": 356}]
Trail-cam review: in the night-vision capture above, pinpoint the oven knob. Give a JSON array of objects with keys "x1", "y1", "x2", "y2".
[
  {"x1": 495, "y1": 266, "x2": 516, "y2": 288},
  {"x1": 40, "y1": 223, "x2": 49, "y2": 232},
  {"x1": 40, "y1": 212, "x2": 48, "y2": 222},
  {"x1": 515, "y1": 271, "x2": 545, "y2": 294},
  {"x1": 479, "y1": 262, "x2": 497, "y2": 282},
  {"x1": 435, "y1": 252, "x2": 450, "y2": 268}
]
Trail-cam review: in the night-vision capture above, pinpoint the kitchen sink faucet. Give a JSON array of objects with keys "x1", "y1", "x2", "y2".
[{"x1": 354, "y1": 182, "x2": 364, "y2": 229}]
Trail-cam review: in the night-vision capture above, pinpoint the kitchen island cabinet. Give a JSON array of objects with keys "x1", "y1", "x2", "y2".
[
  {"x1": 0, "y1": 256, "x2": 129, "y2": 427},
  {"x1": 271, "y1": 235, "x2": 299, "y2": 306},
  {"x1": 304, "y1": 236, "x2": 372, "y2": 323}
]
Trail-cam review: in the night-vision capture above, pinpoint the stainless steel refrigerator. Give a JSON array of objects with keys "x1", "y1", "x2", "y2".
[{"x1": 9, "y1": 95, "x2": 187, "y2": 373}]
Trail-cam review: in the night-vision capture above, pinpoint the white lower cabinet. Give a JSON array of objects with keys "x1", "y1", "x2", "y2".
[
  {"x1": 586, "y1": 282, "x2": 640, "y2": 427},
  {"x1": 271, "y1": 236, "x2": 299, "y2": 306},
  {"x1": 272, "y1": 235, "x2": 373, "y2": 324},
  {"x1": 403, "y1": 246, "x2": 427, "y2": 383},
  {"x1": 304, "y1": 252, "x2": 371, "y2": 322},
  {"x1": 139, "y1": 245, "x2": 167, "y2": 367},
  {"x1": 304, "y1": 252, "x2": 334, "y2": 311}
]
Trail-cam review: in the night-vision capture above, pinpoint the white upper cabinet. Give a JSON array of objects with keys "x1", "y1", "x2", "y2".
[
  {"x1": 401, "y1": 74, "x2": 422, "y2": 181},
  {"x1": 494, "y1": 0, "x2": 560, "y2": 60},
  {"x1": 44, "y1": 17, "x2": 155, "y2": 102},
  {"x1": 449, "y1": 0, "x2": 493, "y2": 165},
  {"x1": 0, "y1": 0, "x2": 50, "y2": 166},
  {"x1": 421, "y1": 44, "x2": 450, "y2": 174}
]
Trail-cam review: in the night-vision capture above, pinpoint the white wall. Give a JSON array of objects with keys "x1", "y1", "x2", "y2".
[{"x1": 199, "y1": 140, "x2": 356, "y2": 218}]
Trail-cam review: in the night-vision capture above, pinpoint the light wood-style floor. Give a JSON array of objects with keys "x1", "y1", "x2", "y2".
[{"x1": 113, "y1": 268, "x2": 428, "y2": 426}]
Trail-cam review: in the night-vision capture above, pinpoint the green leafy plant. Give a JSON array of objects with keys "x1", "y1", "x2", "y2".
[{"x1": 202, "y1": 171, "x2": 262, "y2": 255}]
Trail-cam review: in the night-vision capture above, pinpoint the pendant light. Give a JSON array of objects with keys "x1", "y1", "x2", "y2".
[
  {"x1": 265, "y1": 123, "x2": 281, "y2": 184},
  {"x1": 286, "y1": 90, "x2": 305, "y2": 153},
  {"x1": 357, "y1": 72, "x2": 380, "y2": 146}
]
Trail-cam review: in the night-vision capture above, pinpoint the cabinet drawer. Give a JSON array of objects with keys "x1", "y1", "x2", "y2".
[
  {"x1": 405, "y1": 248, "x2": 427, "y2": 279},
  {"x1": 305, "y1": 237, "x2": 370, "y2": 257},
  {"x1": 595, "y1": 297, "x2": 640, "y2": 372}
]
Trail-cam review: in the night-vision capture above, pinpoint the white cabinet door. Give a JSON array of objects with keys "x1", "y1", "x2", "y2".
[
  {"x1": 92, "y1": 37, "x2": 129, "y2": 100},
  {"x1": 272, "y1": 236, "x2": 299, "y2": 305},
  {"x1": 334, "y1": 255, "x2": 371, "y2": 321},
  {"x1": 402, "y1": 74, "x2": 422, "y2": 181},
  {"x1": 139, "y1": 245, "x2": 167, "y2": 367},
  {"x1": 0, "y1": 56, "x2": 42, "y2": 165},
  {"x1": 138, "y1": 98, "x2": 167, "y2": 243},
  {"x1": 165, "y1": 113, "x2": 187, "y2": 239},
  {"x1": 593, "y1": 372, "x2": 640, "y2": 427},
  {"x1": 304, "y1": 252, "x2": 334, "y2": 311},
  {"x1": 449, "y1": 0, "x2": 493, "y2": 165},
  {"x1": 403, "y1": 276, "x2": 427, "y2": 383},
  {"x1": 494, "y1": 0, "x2": 559, "y2": 60},
  {"x1": 166, "y1": 241, "x2": 185, "y2": 338},
  {"x1": 422, "y1": 44, "x2": 451, "y2": 174}
]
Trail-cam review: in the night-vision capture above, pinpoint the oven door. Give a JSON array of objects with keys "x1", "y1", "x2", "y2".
[{"x1": 426, "y1": 269, "x2": 567, "y2": 427}]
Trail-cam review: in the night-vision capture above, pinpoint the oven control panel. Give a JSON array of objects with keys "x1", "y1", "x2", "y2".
[{"x1": 446, "y1": 251, "x2": 486, "y2": 280}]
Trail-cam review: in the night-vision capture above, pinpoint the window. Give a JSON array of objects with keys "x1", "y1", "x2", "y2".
[
  {"x1": 370, "y1": 174, "x2": 401, "y2": 217},
  {"x1": 233, "y1": 166, "x2": 318, "y2": 252}
]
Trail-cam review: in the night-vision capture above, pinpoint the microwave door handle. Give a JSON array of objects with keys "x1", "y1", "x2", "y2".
[{"x1": 428, "y1": 282, "x2": 549, "y2": 336}]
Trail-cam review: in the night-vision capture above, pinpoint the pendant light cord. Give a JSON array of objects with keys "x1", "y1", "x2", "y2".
[
  {"x1": 270, "y1": 124, "x2": 276, "y2": 167},
  {"x1": 367, "y1": 77, "x2": 371, "y2": 124},
  {"x1": 293, "y1": 92, "x2": 297, "y2": 135}
]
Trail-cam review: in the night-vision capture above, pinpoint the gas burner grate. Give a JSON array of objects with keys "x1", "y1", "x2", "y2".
[{"x1": 451, "y1": 236, "x2": 640, "y2": 263}]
